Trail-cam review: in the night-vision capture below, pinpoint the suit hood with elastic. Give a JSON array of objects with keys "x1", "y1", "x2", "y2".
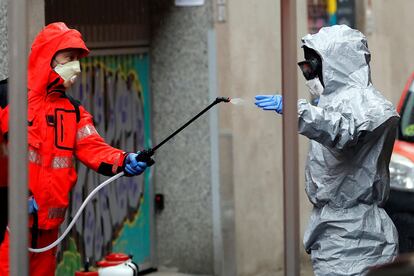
[
  {"x1": 301, "y1": 24, "x2": 397, "y2": 133},
  {"x1": 301, "y1": 24, "x2": 370, "y2": 92},
  {"x1": 28, "y1": 22, "x2": 89, "y2": 95}
]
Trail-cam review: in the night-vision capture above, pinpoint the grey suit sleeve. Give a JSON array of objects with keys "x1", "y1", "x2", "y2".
[{"x1": 297, "y1": 99, "x2": 362, "y2": 150}]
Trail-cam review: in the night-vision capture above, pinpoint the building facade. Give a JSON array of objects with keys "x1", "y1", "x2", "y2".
[{"x1": 1, "y1": 0, "x2": 409, "y2": 275}]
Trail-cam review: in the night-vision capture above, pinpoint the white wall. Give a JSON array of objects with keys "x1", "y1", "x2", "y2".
[
  {"x1": 365, "y1": 0, "x2": 414, "y2": 105},
  {"x1": 216, "y1": 1, "x2": 312, "y2": 275}
]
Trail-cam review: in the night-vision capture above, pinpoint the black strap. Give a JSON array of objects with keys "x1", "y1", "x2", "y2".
[
  {"x1": 66, "y1": 95, "x2": 81, "y2": 123},
  {"x1": 31, "y1": 210, "x2": 39, "y2": 249},
  {"x1": 0, "y1": 78, "x2": 8, "y2": 109},
  {"x1": 46, "y1": 78, "x2": 60, "y2": 91}
]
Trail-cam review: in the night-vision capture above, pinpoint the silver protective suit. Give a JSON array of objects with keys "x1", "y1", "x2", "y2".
[{"x1": 298, "y1": 25, "x2": 399, "y2": 276}]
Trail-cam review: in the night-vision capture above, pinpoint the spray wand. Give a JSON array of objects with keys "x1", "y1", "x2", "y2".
[
  {"x1": 26, "y1": 97, "x2": 230, "y2": 253},
  {"x1": 136, "y1": 96, "x2": 230, "y2": 165}
]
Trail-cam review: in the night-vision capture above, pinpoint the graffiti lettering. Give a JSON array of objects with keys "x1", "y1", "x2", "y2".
[{"x1": 58, "y1": 55, "x2": 150, "y2": 269}]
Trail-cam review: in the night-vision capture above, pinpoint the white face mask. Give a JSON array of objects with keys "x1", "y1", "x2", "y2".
[
  {"x1": 54, "y1": 60, "x2": 81, "y2": 82},
  {"x1": 305, "y1": 77, "x2": 324, "y2": 97}
]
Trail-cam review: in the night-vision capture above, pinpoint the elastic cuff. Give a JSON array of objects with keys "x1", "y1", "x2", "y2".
[{"x1": 114, "y1": 152, "x2": 129, "y2": 174}]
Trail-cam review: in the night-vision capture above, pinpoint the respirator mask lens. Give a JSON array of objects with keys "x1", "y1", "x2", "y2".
[{"x1": 298, "y1": 59, "x2": 318, "y2": 81}]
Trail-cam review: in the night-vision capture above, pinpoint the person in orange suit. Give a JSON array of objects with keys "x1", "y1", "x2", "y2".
[{"x1": 0, "y1": 22, "x2": 153, "y2": 276}]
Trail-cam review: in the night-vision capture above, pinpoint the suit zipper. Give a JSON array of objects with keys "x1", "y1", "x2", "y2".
[{"x1": 60, "y1": 114, "x2": 63, "y2": 142}]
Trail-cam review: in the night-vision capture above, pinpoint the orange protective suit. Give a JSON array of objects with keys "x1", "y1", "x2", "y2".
[{"x1": 0, "y1": 22, "x2": 128, "y2": 275}]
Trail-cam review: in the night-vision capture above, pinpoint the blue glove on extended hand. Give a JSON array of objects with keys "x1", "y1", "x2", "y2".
[
  {"x1": 123, "y1": 152, "x2": 149, "y2": 176},
  {"x1": 254, "y1": 95, "x2": 283, "y2": 114}
]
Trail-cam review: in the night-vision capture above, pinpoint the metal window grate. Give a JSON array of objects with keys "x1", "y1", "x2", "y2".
[{"x1": 45, "y1": 0, "x2": 150, "y2": 49}]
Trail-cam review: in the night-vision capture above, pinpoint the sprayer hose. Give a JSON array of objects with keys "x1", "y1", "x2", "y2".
[{"x1": 21, "y1": 172, "x2": 125, "y2": 253}]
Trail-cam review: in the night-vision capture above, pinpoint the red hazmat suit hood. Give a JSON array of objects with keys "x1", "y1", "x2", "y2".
[{"x1": 28, "y1": 22, "x2": 89, "y2": 95}]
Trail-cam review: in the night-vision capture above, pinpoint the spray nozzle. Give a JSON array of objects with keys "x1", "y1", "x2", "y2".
[{"x1": 215, "y1": 97, "x2": 231, "y2": 103}]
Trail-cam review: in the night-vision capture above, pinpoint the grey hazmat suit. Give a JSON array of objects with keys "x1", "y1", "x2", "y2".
[{"x1": 298, "y1": 25, "x2": 399, "y2": 276}]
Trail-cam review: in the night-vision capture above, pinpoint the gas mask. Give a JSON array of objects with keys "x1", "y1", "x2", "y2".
[
  {"x1": 298, "y1": 47, "x2": 324, "y2": 99},
  {"x1": 298, "y1": 58, "x2": 320, "y2": 81},
  {"x1": 54, "y1": 60, "x2": 81, "y2": 83}
]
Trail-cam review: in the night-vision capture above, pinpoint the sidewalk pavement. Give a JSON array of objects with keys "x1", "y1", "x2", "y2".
[
  {"x1": 148, "y1": 270, "x2": 209, "y2": 276},
  {"x1": 147, "y1": 266, "x2": 314, "y2": 276}
]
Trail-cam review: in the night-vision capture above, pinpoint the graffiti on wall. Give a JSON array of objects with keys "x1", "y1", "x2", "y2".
[{"x1": 56, "y1": 54, "x2": 152, "y2": 275}]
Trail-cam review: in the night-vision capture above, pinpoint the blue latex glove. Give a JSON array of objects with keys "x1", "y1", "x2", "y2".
[
  {"x1": 28, "y1": 197, "x2": 38, "y2": 214},
  {"x1": 124, "y1": 152, "x2": 148, "y2": 176},
  {"x1": 254, "y1": 95, "x2": 283, "y2": 114}
]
